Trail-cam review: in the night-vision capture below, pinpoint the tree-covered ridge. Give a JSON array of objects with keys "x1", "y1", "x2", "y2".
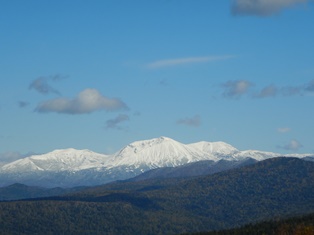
[
  {"x1": 186, "y1": 212, "x2": 314, "y2": 235},
  {"x1": 0, "y1": 157, "x2": 313, "y2": 234},
  {"x1": 0, "y1": 183, "x2": 87, "y2": 201}
]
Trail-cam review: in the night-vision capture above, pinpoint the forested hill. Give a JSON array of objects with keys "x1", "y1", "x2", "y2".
[
  {"x1": 0, "y1": 183, "x2": 86, "y2": 201},
  {"x1": 0, "y1": 157, "x2": 313, "y2": 234},
  {"x1": 185, "y1": 212, "x2": 314, "y2": 235}
]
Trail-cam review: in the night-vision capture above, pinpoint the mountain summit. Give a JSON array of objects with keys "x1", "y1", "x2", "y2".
[
  {"x1": 2, "y1": 148, "x2": 109, "y2": 172},
  {"x1": 0, "y1": 136, "x2": 313, "y2": 187},
  {"x1": 109, "y1": 136, "x2": 214, "y2": 168}
]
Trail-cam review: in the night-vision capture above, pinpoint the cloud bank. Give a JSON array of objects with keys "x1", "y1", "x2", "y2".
[
  {"x1": 231, "y1": 0, "x2": 308, "y2": 16},
  {"x1": 147, "y1": 55, "x2": 235, "y2": 69},
  {"x1": 35, "y1": 88, "x2": 128, "y2": 114}
]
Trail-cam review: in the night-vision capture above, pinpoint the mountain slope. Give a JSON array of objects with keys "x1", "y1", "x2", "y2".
[
  {"x1": 1, "y1": 148, "x2": 109, "y2": 172},
  {"x1": 0, "y1": 157, "x2": 313, "y2": 234},
  {"x1": 188, "y1": 141, "x2": 239, "y2": 160},
  {"x1": 128, "y1": 158, "x2": 258, "y2": 182}
]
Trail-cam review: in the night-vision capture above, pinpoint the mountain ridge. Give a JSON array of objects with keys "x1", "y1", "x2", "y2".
[{"x1": 1, "y1": 136, "x2": 313, "y2": 187}]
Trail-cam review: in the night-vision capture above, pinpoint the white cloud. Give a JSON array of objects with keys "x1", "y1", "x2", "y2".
[
  {"x1": 146, "y1": 55, "x2": 235, "y2": 69},
  {"x1": 177, "y1": 115, "x2": 201, "y2": 127},
  {"x1": 35, "y1": 88, "x2": 128, "y2": 114},
  {"x1": 231, "y1": 0, "x2": 308, "y2": 16},
  {"x1": 222, "y1": 80, "x2": 253, "y2": 99}
]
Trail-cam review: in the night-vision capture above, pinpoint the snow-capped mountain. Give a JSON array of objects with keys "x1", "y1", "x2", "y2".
[
  {"x1": 2, "y1": 148, "x2": 109, "y2": 172},
  {"x1": 0, "y1": 136, "x2": 313, "y2": 187},
  {"x1": 233, "y1": 150, "x2": 313, "y2": 161},
  {"x1": 109, "y1": 136, "x2": 214, "y2": 168},
  {"x1": 188, "y1": 141, "x2": 239, "y2": 160}
]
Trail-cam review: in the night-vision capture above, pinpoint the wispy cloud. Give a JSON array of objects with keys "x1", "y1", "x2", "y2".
[
  {"x1": 133, "y1": 111, "x2": 141, "y2": 116},
  {"x1": 50, "y1": 74, "x2": 68, "y2": 81},
  {"x1": 222, "y1": 80, "x2": 253, "y2": 99},
  {"x1": 277, "y1": 127, "x2": 291, "y2": 133},
  {"x1": 254, "y1": 85, "x2": 278, "y2": 98},
  {"x1": 29, "y1": 74, "x2": 67, "y2": 95},
  {"x1": 281, "y1": 86, "x2": 303, "y2": 96},
  {"x1": 29, "y1": 77, "x2": 60, "y2": 95},
  {"x1": 304, "y1": 79, "x2": 314, "y2": 92},
  {"x1": 159, "y1": 79, "x2": 169, "y2": 87},
  {"x1": 221, "y1": 80, "x2": 314, "y2": 99},
  {"x1": 278, "y1": 139, "x2": 303, "y2": 151},
  {"x1": 35, "y1": 88, "x2": 128, "y2": 114},
  {"x1": 105, "y1": 114, "x2": 130, "y2": 130},
  {"x1": 281, "y1": 79, "x2": 314, "y2": 96},
  {"x1": 177, "y1": 115, "x2": 201, "y2": 127},
  {"x1": 146, "y1": 55, "x2": 235, "y2": 69},
  {"x1": 18, "y1": 101, "x2": 30, "y2": 108},
  {"x1": 231, "y1": 0, "x2": 308, "y2": 16}
]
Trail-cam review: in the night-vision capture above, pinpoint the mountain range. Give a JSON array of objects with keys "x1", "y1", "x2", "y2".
[
  {"x1": 1, "y1": 136, "x2": 313, "y2": 187},
  {"x1": 0, "y1": 157, "x2": 313, "y2": 234}
]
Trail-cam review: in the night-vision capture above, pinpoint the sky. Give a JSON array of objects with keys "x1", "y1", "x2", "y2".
[{"x1": 1, "y1": 0, "x2": 314, "y2": 162}]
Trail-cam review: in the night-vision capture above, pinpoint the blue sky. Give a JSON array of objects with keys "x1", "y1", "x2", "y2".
[{"x1": 1, "y1": 0, "x2": 314, "y2": 161}]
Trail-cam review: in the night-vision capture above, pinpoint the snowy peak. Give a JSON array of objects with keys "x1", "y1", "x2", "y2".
[
  {"x1": 2, "y1": 158, "x2": 44, "y2": 173},
  {"x1": 189, "y1": 141, "x2": 239, "y2": 155},
  {"x1": 109, "y1": 136, "x2": 209, "y2": 168},
  {"x1": 4, "y1": 137, "x2": 311, "y2": 174},
  {"x1": 2, "y1": 148, "x2": 109, "y2": 172},
  {"x1": 123, "y1": 136, "x2": 178, "y2": 150},
  {"x1": 1, "y1": 136, "x2": 314, "y2": 187}
]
